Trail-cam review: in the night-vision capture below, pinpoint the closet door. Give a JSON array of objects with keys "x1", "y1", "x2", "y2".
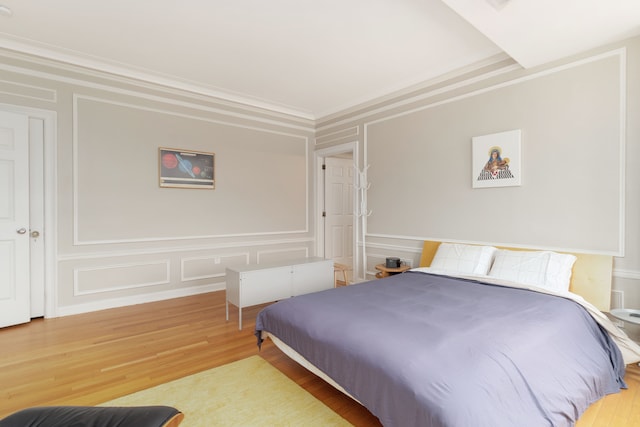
[{"x1": 0, "y1": 110, "x2": 30, "y2": 328}]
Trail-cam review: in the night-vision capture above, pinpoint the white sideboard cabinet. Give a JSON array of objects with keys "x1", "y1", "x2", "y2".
[{"x1": 225, "y1": 257, "x2": 333, "y2": 329}]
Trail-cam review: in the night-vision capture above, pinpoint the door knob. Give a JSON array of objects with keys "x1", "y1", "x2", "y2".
[
  {"x1": 16, "y1": 228, "x2": 26, "y2": 234},
  {"x1": 31, "y1": 230, "x2": 40, "y2": 238}
]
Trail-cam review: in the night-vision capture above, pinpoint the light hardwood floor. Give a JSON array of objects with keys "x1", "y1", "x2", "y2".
[{"x1": 1, "y1": 291, "x2": 639, "y2": 426}]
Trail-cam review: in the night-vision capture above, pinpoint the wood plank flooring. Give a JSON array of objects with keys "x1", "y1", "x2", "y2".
[{"x1": 0, "y1": 291, "x2": 638, "y2": 426}]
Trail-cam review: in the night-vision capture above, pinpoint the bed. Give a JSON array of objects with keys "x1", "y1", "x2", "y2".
[{"x1": 255, "y1": 241, "x2": 640, "y2": 427}]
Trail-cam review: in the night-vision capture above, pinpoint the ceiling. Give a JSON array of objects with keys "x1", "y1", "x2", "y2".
[{"x1": 0, "y1": 0, "x2": 639, "y2": 120}]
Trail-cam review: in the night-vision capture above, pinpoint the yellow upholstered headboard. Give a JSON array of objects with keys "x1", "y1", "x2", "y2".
[{"x1": 419, "y1": 241, "x2": 613, "y2": 312}]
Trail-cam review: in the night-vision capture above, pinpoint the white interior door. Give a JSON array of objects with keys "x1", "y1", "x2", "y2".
[
  {"x1": 324, "y1": 157, "x2": 354, "y2": 269},
  {"x1": 0, "y1": 110, "x2": 30, "y2": 328},
  {"x1": 29, "y1": 118, "x2": 45, "y2": 317}
]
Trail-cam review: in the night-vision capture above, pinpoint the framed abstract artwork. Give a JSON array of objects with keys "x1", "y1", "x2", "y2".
[
  {"x1": 159, "y1": 148, "x2": 215, "y2": 189},
  {"x1": 472, "y1": 130, "x2": 521, "y2": 189}
]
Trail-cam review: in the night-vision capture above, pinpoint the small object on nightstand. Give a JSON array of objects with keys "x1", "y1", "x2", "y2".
[
  {"x1": 385, "y1": 257, "x2": 401, "y2": 268},
  {"x1": 375, "y1": 263, "x2": 411, "y2": 279}
]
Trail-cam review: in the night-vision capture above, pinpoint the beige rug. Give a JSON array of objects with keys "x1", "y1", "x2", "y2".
[{"x1": 102, "y1": 356, "x2": 352, "y2": 427}]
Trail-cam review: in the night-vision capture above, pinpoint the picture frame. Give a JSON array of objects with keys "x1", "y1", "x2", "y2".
[
  {"x1": 472, "y1": 129, "x2": 521, "y2": 188},
  {"x1": 159, "y1": 147, "x2": 215, "y2": 189}
]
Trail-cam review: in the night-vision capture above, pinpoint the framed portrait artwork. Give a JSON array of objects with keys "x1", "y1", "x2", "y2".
[
  {"x1": 472, "y1": 130, "x2": 521, "y2": 189},
  {"x1": 159, "y1": 148, "x2": 215, "y2": 189}
]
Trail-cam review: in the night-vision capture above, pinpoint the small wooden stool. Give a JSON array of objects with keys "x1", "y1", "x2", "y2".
[{"x1": 333, "y1": 263, "x2": 351, "y2": 287}]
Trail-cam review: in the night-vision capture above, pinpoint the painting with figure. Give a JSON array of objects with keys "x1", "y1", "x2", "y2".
[{"x1": 472, "y1": 130, "x2": 521, "y2": 188}]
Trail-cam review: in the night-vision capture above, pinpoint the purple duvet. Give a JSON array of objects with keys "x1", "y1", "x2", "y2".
[{"x1": 255, "y1": 271, "x2": 626, "y2": 427}]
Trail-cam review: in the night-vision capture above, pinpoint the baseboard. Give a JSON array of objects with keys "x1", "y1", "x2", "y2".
[{"x1": 54, "y1": 283, "x2": 225, "y2": 318}]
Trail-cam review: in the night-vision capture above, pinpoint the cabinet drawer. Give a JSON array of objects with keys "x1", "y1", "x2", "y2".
[
  {"x1": 240, "y1": 266, "x2": 292, "y2": 306},
  {"x1": 293, "y1": 260, "x2": 333, "y2": 295}
]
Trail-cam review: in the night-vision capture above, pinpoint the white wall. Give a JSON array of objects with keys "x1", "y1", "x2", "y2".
[
  {"x1": 2, "y1": 34, "x2": 640, "y2": 317},
  {"x1": 73, "y1": 96, "x2": 307, "y2": 242},
  {"x1": 367, "y1": 51, "x2": 622, "y2": 253},
  {"x1": 316, "y1": 36, "x2": 640, "y2": 311},
  {"x1": 0, "y1": 49, "x2": 316, "y2": 316}
]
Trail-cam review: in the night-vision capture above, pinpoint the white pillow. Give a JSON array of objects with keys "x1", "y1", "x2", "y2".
[
  {"x1": 488, "y1": 250, "x2": 549, "y2": 287},
  {"x1": 545, "y1": 252, "x2": 578, "y2": 292},
  {"x1": 430, "y1": 243, "x2": 497, "y2": 275},
  {"x1": 488, "y1": 249, "x2": 576, "y2": 292}
]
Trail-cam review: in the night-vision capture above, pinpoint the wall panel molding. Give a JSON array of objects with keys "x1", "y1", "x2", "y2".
[
  {"x1": 363, "y1": 49, "x2": 626, "y2": 256},
  {"x1": 315, "y1": 126, "x2": 359, "y2": 145},
  {"x1": 0, "y1": 49, "x2": 315, "y2": 127},
  {"x1": 256, "y1": 247, "x2": 309, "y2": 264},
  {"x1": 0, "y1": 79, "x2": 57, "y2": 102},
  {"x1": 316, "y1": 55, "x2": 519, "y2": 131},
  {"x1": 73, "y1": 260, "x2": 171, "y2": 296},
  {"x1": 72, "y1": 93, "x2": 310, "y2": 246},
  {"x1": 364, "y1": 239, "x2": 639, "y2": 282},
  {"x1": 181, "y1": 252, "x2": 250, "y2": 281},
  {"x1": 56, "y1": 237, "x2": 314, "y2": 261},
  {"x1": 58, "y1": 283, "x2": 220, "y2": 317}
]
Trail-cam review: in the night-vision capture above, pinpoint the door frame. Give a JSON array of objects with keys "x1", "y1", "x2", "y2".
[
  {"x1": 1, "y1": 102, "x2": 58, "y2": 319},
  {"x1": 314, "y1": 141, "x2": 359, "y2": 281}
]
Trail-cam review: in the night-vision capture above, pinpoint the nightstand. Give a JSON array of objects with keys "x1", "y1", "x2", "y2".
[
  {"x1": 375, "y1": 264, "x2": 411, "y2": 279},
  {"x1": 610, "y1": 308, "x2": 640, "y2": 366},
  {"x1": 611, "y1": 308, "x2": 640, "y2": 326}
]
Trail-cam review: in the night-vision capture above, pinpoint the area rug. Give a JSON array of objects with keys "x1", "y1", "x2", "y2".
[{"x1": 102, "y1": 355, "x2": 352, "y2": 427}]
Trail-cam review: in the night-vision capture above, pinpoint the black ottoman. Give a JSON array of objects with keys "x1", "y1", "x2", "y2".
[{"x1": 0, "y1": 405, "x2": 183, "y2": 427}]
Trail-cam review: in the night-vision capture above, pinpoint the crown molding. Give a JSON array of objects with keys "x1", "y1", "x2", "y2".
[{"x1": 0, "y1": 40, "x2": 317, "y2": 121}]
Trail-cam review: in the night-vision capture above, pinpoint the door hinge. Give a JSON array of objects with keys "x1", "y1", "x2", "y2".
[
  {"x1": 322, "y1": 164, "x2": 326, "y2": 170},
  {"x1": 322, "y1": 211, "x2": 326, "y2": 217}
]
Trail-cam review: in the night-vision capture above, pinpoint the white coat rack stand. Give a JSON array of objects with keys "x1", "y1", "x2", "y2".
[{"x1": 355, "y1": 165, "x2": 372, "y2": 280}]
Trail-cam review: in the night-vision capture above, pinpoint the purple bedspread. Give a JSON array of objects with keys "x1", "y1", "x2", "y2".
[{"x1": 255, "y1": 271, "x2": 626, "y2": 427}]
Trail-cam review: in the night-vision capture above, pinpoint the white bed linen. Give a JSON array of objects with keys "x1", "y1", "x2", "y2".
[{"x1": 264, "y1": 332, "x2": 361, "y2": 403}]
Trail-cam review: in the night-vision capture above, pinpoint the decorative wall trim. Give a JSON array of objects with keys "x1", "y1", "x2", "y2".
[
  {"x1": 365, "y1": 239, "x2": 424, "y2": 254},
  {"x1": 615, "y1": 269, "x2": 640, "y2": 281},
  {"x1": 58, "y1": 282, "x2": 222, "y2": 318},
  {"x1": 316, "y1": 56, "x2": 520, "y2": 131},
  {"x1": 71, "y1": 94, "x2": 310, "y2": 245},
  {"x1": 0, "y1": 79, "x2": 57, "y2": 102},
  {"x1": 73, "y1": 260, "x2": 171, "y2": 296},
  {"x1": 366, "y1": 233, "x2": 622, "y2": 257},
  {"x1": 56, "y1": 237, "x2": 314, "y2": 261},
  {"x1": 363, "y1": 48, "x2": 626, "y2": 257},
  {"x1": 363, "y1": 49, "x2": 625, "y2": 129},
  {"x1": 73, "y1": 227, "x2": 312, "y2": 247},
  {"x1": 180, "y1": 252, "x2": 250, "y2": 281},
  {"x1": 256, "y1": 247, "x2": 309, "y2": 264},
  {"x1": 364, "y1": 239, "x2": 640, "y2": 282},
  {"x1": 73, "y1": 94, "x2": 309, "y2": 139},
  {"x1": 611, "y1": 290, "x2": 624, "y2": 308},
  {"x1": 315, "y1": 126, "x2": 359, "y2": 145},
  {"x1": 617, "y1": 48, "x2": 627, "y2": 259},
  {"x1": 0, "y1": 49, "x2": 316, "y2": 126}
]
